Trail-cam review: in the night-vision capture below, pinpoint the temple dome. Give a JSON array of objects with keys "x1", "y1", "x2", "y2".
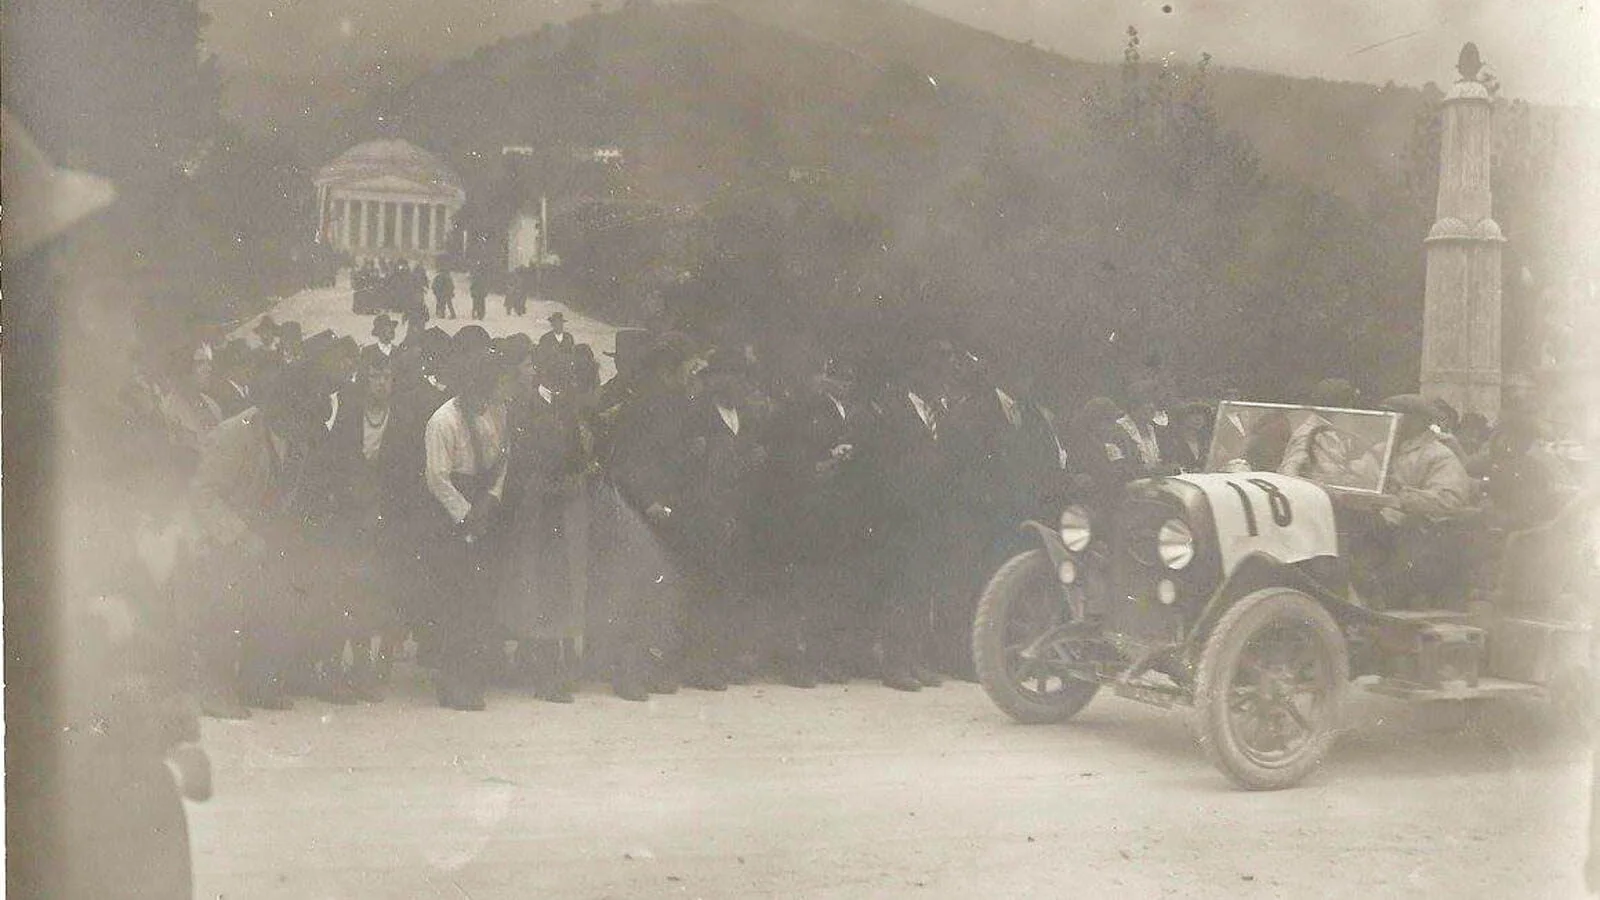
[{"x1": 314, "y1": 139, "x2": 464, "y2": 200}]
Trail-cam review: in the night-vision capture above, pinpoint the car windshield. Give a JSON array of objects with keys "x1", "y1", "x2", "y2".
[{"x1": 1205, "y1": 401, "x2": 1400, "y2": 494}]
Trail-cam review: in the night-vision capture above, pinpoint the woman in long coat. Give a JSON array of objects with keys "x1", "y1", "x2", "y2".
[{"x1": 497, "y1": 342, "x2": 592, "y2": 701}]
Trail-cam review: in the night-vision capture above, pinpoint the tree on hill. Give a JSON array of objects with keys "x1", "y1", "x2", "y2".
[{"x1": 349, "y1": 6, "x2": 1494, "y2": 406}]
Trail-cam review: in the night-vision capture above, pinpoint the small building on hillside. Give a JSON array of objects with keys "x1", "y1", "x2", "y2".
[
  {"x1": 508, "y1": 196, "x2": 556, "y2": 272},
  {"x1": 313, "y1": 139, "x2": 466, "y2": 265}
]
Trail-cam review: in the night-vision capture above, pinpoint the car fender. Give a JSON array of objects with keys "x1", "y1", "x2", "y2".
[
  {"x1": 1191, "y1": 552, "x2": 1377, "y2": 649},
  {"x1": 1018, "y1": 520, "x2": 1071, "y2": 570}
]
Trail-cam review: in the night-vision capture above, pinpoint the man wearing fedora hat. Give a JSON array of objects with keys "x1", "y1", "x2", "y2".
[
  {"x1": 362, "y1": 313, "x2": 399, "y2": 371},
  {"x1": 539, "y1": 310, "x2": 576, "y2": 354}
]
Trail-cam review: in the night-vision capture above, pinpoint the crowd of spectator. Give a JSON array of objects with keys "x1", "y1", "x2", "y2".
[{"x1": 116, "y1": 276, "x2": 1597, "y2": 718}]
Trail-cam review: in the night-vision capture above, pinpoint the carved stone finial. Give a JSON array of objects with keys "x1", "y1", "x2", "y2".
[{"x1": 1456, "y1": 43, "x2": 1483, "y2": 82}]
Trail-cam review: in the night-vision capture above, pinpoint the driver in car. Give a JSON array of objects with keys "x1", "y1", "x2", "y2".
[{"x1": 1278, "y1": 378, "x2": 1362, "y2": 485}]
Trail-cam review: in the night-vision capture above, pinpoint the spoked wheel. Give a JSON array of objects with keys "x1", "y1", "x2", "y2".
[
  {"x1": 1192, "y1": 589, "x2": 1348, "y2": 790},
  {"x1": 973, "y1": 549, "x2": 1100, "y2": 724}
]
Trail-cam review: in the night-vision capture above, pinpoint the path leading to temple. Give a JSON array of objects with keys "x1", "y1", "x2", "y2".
[{"x1": 238, "y1": 275, "x2": 621, "y2": 382}]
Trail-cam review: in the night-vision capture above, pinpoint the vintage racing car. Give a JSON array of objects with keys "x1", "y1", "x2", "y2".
[{"x1": 972, "y1": 400, "x2": 1595, "y2": 790}]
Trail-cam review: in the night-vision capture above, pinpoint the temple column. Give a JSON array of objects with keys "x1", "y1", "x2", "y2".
[{"x1": 1420, "y1": 44, "x2": 1506, "y2": 419}]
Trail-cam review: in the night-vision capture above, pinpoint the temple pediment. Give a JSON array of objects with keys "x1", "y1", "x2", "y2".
[{"x1": 321, "y1": 172, "x2": 464, "y2": 201}]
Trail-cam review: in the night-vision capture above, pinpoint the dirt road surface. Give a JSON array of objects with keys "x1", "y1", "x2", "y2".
[{"x1": 190, "y1": 669, "x2": 1590, "y2": 899}]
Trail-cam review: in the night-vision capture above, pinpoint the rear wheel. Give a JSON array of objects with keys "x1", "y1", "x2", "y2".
[
  {"x1": 1192, "y1": 589, "x2": 1348, "y2": 790},
  {"x1": 973, "y1": 549, "x2": 1100, "y2": 724}
]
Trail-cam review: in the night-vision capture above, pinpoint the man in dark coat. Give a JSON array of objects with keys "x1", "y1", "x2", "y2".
[
  {"x1": 1159, "y1": 401, "x2": 1214, "y2": 474},
  {"x1": 1069, "y1": 396, "x2": 1149, "y2": 506},
  {"x1": 539, "y1": 310, "x2": 576, "y2": 353},
  {"x1": 362, "y1": 313, "x2": 399, "y2": 372},
  {"x1": 433, "y1": 268, "x2": 457, "y2": 319},
  {"x1": 384, "y1": 321, "x2": 452, "y2": 666},
  {"x1": 183, "y1": 375, "x2": 325, "y2": 715},
  {"x1": 469, "y1": 268, "x2": 492, "y2": 320},
  {"x1": 873, "y1": 367, "x2": 954, "y2": 692},
  {"x1": 352, "y1": 260, "x2": 374, "y2": 314},
  {"x1": 412, "y1": 263, "x2": 430, "y2": 312},
  {"x1": 592, "y1": 337, "x2": 700, "y2": 695},
  {"x1": 757, "y1": 358, "x2": 887, "y2": 684},
  {"x1": 505, "y1": 267, "x2": 530, "y2": 316},
  {"x1": 934, "y1": 357, "x2": 1019, "y2": 679},
  {"x1": 675, "y1": 359, "x2": 771, "y2": 688},
  {"x1": 208, "y1": 341, "x2": 257, "y2": 421}
]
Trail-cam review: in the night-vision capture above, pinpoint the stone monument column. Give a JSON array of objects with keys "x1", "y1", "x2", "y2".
[{"x1": 1420, "y1": 43, "x2": 1506, "y2": 418}]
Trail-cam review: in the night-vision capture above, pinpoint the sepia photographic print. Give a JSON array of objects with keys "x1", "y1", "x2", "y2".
[{"x1": 4, "y1": 1, "x2": 1599, "y2": 897}]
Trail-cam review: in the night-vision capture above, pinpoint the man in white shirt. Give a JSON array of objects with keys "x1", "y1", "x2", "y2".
[
  {"x1": 422, "y1": 350, "x2": 510, "y2": 710},
  {"x1": 1115, "y1": 379, "x2": 1165, "y2": 469}
]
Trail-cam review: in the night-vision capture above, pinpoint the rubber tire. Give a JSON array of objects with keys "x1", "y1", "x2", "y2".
[
  {"x1": 973, "y1": 549, "x2": 1100, "y2": 724},
  {"x1": 1191, "y1": 588, "x2": 1348, "y2": 791}
]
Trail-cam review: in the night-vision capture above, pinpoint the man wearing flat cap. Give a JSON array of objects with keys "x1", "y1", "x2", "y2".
[
  {"x1": 1376, "y1": 394, "x2": 1475, "y2": 522},
  {"x1": 1349, "y1": 393, "x2": 1476, "y2": 607}
]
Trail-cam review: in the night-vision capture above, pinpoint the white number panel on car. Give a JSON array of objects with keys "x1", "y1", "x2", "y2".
[{"x1": 1172, "y1": 472, "x2": 1337, "y2": 575}]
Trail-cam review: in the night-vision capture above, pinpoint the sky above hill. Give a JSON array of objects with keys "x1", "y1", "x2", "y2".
[{"x1": 200, "y1": 0, "x2": 1596, "y2": 107}]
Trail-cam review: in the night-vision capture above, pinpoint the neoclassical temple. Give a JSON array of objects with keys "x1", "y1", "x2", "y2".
[{"x1": 313, "y1": 139, "x2": 466, "y2": 264}]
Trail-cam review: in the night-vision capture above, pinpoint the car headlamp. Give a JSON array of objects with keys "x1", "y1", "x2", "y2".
[
  {"x1": 1058, "y1": 505, "x2": 1092, "y2": 553},
  {"x1": 1157, "y1": 518, "x2": 1195, "y2": 570},
  {"x1": 1057, "y1": 558, "x2": 1078, "y2": 585}
]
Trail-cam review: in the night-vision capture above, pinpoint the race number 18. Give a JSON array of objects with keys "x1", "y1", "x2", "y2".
[{"x1": 1224, "y1": 478, "x2": 1294, "y2": 537}]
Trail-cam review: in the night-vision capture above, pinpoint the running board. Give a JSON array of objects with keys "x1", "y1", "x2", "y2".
[{"x1": 1358, "y1": 674, "x2": 1544, "y2": 702}]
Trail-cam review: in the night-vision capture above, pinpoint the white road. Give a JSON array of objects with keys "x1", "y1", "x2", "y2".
[
  {"x1": 188, "y1": 668, "x2": 1591, "y2": 899},
  {"x1": 235, "y1": 273, "x2": 621, "y2": 382}
]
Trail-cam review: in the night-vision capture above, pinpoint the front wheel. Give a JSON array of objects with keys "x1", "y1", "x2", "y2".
[
  {"x1": 1192, "y1": 589, "x2": 1348, "y2": 790},
  {"x1": 973, "y1": 549, "x2": 1100, "y2": 724}
]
